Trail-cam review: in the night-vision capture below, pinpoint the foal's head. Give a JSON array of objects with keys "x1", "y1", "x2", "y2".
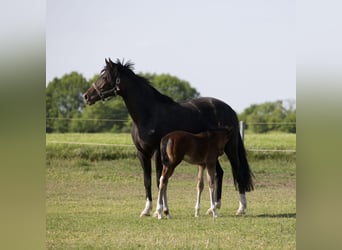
[
  {"x1": 83, "y1": 58, "x2": 134, "y2": 105},
  {"x1": 209, "y1": 127, "x2": 234, "y2": 147}
]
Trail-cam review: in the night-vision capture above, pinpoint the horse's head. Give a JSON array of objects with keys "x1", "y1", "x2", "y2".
[{"x1": 83, "y1": 58, "x2": 134, "y2": 105}]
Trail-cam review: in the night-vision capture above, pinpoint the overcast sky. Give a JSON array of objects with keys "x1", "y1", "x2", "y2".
[{"x1": 47, "y1": 0, "x2": 295, "y2": 112}]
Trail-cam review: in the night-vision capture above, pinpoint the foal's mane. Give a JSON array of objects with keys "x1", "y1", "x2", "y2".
[{"x1": 110, "y1": 59, "x2": 175, "y2": 104}]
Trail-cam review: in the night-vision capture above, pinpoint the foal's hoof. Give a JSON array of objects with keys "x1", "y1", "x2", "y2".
[{"x1": 206, "y1": 208, "x2": 218, "y2": 217}]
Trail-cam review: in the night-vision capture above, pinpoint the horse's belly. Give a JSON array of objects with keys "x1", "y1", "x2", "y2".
[{"x1": 183, "y1": 154, "x2": 204, "y2": 165}]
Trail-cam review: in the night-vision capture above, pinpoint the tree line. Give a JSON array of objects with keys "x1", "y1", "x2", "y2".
[{"x1": 46, "y1": 72, "x2": 295, "y2": 133}]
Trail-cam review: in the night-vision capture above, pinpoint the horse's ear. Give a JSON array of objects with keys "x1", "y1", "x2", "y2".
[{"x1": 105, "y1": 58, "x2": 110, "y2": 68}]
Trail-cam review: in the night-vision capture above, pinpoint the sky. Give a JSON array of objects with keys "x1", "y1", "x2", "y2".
[{"x1": 47, "y1": 0, "x2": 295, "y2": 112}]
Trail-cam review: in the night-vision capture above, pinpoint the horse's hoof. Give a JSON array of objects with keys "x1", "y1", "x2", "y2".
[
  {"x1": 236, "y1": 210, "x2": 246, "y2": 215},
  {"x1": 164, "y1": 210, "x2": 171, "y2": 219},
  {"x1": 140, "y1": 211, "x2": 151, "y2": 217}
]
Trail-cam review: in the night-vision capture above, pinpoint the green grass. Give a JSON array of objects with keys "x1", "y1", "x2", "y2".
[
  {"x1": 46, "y1": 132, "x2": 296, "y2": 249},
  {"x1": 46, "y1": 132, "x2": 296, "y2": 162},
  {"x1": 46, "y1": 133, "x2": 296, "y2": 249}
]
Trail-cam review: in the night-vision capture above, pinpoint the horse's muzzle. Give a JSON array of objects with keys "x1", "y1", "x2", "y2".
[{"x1": 83, "y1": 93, "x2": 94, "y2": 105}]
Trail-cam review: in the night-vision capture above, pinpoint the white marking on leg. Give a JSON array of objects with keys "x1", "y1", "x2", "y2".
[
  {"x1": 236, "y1": 193, "x2": 247, "y2": 215},
  {"x1": 195, "y1": 190, "x2": 201, "y2": 217},
  {"x1": 195, "y1": 166, "x2": 204, "y2": 217},
  {"x1": 140, "y1": 198, "x2": 152, "y2": 217},
  {"x1": 163, "y1": 181, "x2": 171, "y2": 219},
  {"x1": 215, "y1": 199, "x2": 221, "y2": 209},
  {"x1": 154, "y1": 176, "x2": 164, "y2": 219},
  {"x1": 207, "y1": 168, "x2": 218, "y2": 218},
  {"x1": 209, "y1": 186, "x2": 218, "y2": 217}
]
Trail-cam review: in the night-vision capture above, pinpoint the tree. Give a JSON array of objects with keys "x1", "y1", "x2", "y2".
[
  {"x1": 140, "y1": 73, "x2": 200, "y2": 101},
  {"x1": 239, "y1": 100, "x2": 296, "y2": 133},
  {"x1": 46, "y1": 71, "x2": 201, "y2": 133},
  {"x1": 46, "y1": 72, "x2": 89, "y2": 132},
  {"x1": 70, "y1": 99, "x2": 128, "y2": 133}
]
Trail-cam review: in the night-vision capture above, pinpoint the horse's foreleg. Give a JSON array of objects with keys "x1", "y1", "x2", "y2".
[
  {"x1": 206, "y1": 165, "x2": 218, "y2": 218},
  {"x1": 195, "y1": 165, "x2": 204, "y2": 217},
  {"x1": 138, "y1": 151, "x2": 153, "y2": 217}
]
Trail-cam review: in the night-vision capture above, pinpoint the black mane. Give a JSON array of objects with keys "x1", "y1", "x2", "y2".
[
  {"x1": 115, "y1": 58, "x2": 135, "y2": 72},
  {"x1": 112, "y1": 58, "x2": 175, "y2": 105}
]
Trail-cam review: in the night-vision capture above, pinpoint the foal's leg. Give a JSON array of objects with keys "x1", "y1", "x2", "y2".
[
  {"x1": 155, "y1": 166, "x2": 173, "y2": 219},
  {"x1": 156, "y1": 174, "x2": 166, "y2": 219},
  {"x1": 162, "y1": 178, "x2": 171, "y2": 219},
  {"x1": 215, "y1": 160, "x2": 224, "y2": 209},
  {"x1": 195, "y1": 165, "x2": 204, "y2": 217},
  {"x1": 206, "y1": 164, "x2": 218, "y2": 218}
]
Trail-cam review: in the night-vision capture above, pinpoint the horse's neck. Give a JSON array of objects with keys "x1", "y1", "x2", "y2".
[{"x1": 122, "y1": 83, "x2": 171, "y2": 125}]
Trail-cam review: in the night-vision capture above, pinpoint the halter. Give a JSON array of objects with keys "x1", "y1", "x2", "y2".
[{"x1": 92, "y1": 76, "x2": 121, "y2": 101}]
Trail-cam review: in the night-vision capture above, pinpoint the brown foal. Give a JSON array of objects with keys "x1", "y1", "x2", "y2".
[{"x1": 155, "y1": 128, "x2": 233, "y2": 219}]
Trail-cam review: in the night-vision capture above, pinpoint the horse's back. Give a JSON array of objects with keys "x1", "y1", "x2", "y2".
[{"x1": 181, "y1": 97, "x2": 239, "y2": 127}]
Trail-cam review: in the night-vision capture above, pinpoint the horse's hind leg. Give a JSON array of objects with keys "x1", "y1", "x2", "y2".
[
  {"x1": 225, "y1": 140, "x2": 248, "y2": 215},
  {"x1": 195, "y1": 165, "x2": 204, "y2": 217},
  {"x1": 237, "y1": 193, "x2": 247, "y2": 215}
]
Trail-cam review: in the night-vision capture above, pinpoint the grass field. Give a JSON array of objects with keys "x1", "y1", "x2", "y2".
[{"x1": 46, "y1": 133, "x2": 296, "y2": 249}]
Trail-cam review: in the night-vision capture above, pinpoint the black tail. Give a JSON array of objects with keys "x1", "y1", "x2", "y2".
[
  {"x1": 237, "y1": 135, "x2": 254, "y2": 192},
  {"x1": 227, "y1": 133, "x2": 254, "y2": 192}
]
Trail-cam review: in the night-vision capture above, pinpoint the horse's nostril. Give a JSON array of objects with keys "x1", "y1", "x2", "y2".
[{"x1": 83, "y1": 94, "x2": 88, "y2": 100}]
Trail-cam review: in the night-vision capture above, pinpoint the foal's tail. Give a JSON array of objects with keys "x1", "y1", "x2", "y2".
[
  {"x1": 229, "y1": 134, "x2": 254, "y2": 192},
  {"x1": 160, "y1": 137, "x2": 171, "y2": 167}
]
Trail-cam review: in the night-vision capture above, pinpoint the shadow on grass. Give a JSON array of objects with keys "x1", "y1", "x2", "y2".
[
  {"x1": 190, "y1": 212, "x2": 296, "y2": 220},
  {"x1": 255, "y1": 213, "x2": 296, "y2": 218}
]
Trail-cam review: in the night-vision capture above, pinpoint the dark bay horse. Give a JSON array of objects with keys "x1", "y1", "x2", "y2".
[
  {"x1": 156, "y1": 128, "x2": 233, "y2": 219},
  {"x1": 83, "y1": 58, "x2": 254, "y2": 216}
]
